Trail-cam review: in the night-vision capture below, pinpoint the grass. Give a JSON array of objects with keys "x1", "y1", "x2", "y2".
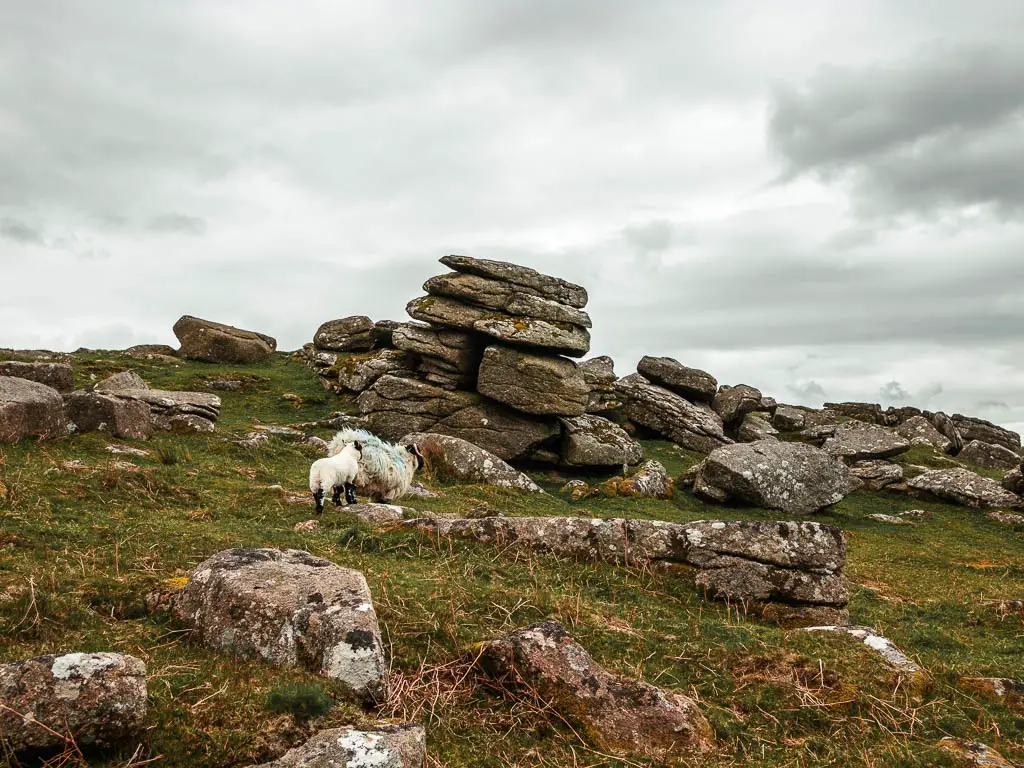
[{"x1": 0, "y1": 351, "x2": 1021, "y2": 767}]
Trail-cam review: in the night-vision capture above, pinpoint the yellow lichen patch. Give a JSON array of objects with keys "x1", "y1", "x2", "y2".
[{"x1": 162, "y1": 576, "x2": 189, "y2": 591}]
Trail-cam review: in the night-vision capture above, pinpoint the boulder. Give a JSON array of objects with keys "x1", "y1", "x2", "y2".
[
  {"x1": 713, "y1": 384, "x2": 762, "y2": 426},
  {"x1": 897, "y1": 415, "x2": 953, "y2": 453},
  {"x1": 173, "y1": 315, "x2": 276, "y2": 363},
  {"x1": 616, "y1": 374, "x2": 731, "y2": 454},
  {"x1": 392, "y1": 323, "x2": 483, "y2": 388},
  {"x1": 477, "y1": 622, "x2": 712, "y2": 758},
  {"x1": 579, "y1": 356, "x2": 621, "y2": 413},
  {"x1": 737, "y1": 413, "x2": 779, "y2": 442},
  {"x1": 428, "y1": 399, "x2": 559, "y2": 461},
  {"x1": 804, "y1": 408, "x2": 839, "y2": 428},
  {"x1": 636, "y1": 356, "x2": 717, "y2": 403},
  {"x1": 0, "y1": 652, "x2": 147, "y2": 754},
  {"x1": 822, "y1": 422, "x2": 911, "y2": 462},
  {"x1": 987, "y1": 511, "x2": 1024, "y2": 526},
  {"x1": 358, "y1": 375, "x2": 477, "y2": 437},
  {"x1": 799, "y1": 423, "x2": 837, "y2": 445},
  {"x1": 346, "y1": 503, "x2": 422, "y2": 524},
  {"x1": 772, "y1": 405, "x2": 807, "y2": 431},
  {"x1": 64, "y1": 391, "x2": 153, "y2": 440},
  {"x1": 441, "y1": 254, "x2": 588, "y2": 308},
  {"x1": 477, "y1": 345, "x2": 589, "y2": 417},
  {"x1": 908, "y1": 468, "x2": 1021, "y2": 509},
  {"x1": 958, "y1": 439, "x2": 1021, "y2": 470},
  {"x1": 930, "y1": 412, "x2": 965, "y2": 454},
  {"x1": 886, "y1": 406, "x2": 922, "y2": 425},
  {"x1": 402, "y1": 432, "x2": 543, "y2": 492},
  {"x1": 824, "y1": 402, "x2": 887, "y2": 425},
  {"x1": 125, "y1": 344, "x2": 178, "y2": 358},
  {"x1": 560, "y1": 414, "x2": 643, "y2": 467},
  {"x1": 174, "y1": 548, "x2": 387, "y2": 703},
  {"x1": 1002, "y1": 467, "x2": 1023, "y2": 494},
  {"x1": 693, "y1": 441, "x2": 859, "y2": 515},
  {"x1": 313, "y1": 316, "x2": 375, "y2": 352},
  {"x1": 424, "y1": 272, "x2": 592, "y2": 327},
  {"x1": 335, "y1": 349, "x2": 416, "y2": 393},
  {"x1": 95, "y1": 370, "x2": 150, "y2": 392},
  {"x1": 951, "y1": 415, "x2": 1021, "y2": 453},
  {"x1": 0, "y1": 377, "x2": 68, "y2": 442},
  {"x1": 0, "y1": 361, "x2": 74, "y2": 392},
  {"x1": 848, "y1": 460, "x2": 904, "y2": 490},
  {"x1": 254, "y1": 725, "x2": 426, "y2": 768},
  {"x1": 616, "y1": 459, "x2": 672, "y2": 498},
  {"x1": 108, "y1": 388, "x2": 220, "y2": 433}
]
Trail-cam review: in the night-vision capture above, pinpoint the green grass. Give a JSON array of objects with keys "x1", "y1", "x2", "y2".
[{"x1": 1, "y1": 351, "x2": 1021, "y2": 767}]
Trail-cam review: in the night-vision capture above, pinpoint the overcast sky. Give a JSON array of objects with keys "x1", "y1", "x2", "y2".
[{"x1": 2, "y1": 0, "x2": 1022, "y2": 433}]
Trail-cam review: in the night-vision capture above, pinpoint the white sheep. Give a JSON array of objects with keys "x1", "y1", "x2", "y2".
[
  {"x1": 309, "y1": 440, "x2": 363, "y2": 514},
  {"x1": 326, "y1": 428, "x2": 423, "y2": 502}
]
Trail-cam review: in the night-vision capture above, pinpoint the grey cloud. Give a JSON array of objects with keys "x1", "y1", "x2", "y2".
[
  {"x1": 787, "y1": 380, "x2": 827, "y2": 400},
  {"x1": 769, "y1": 44, "x2": 1024, "y2": 217},
  {"x1": 1, "y1": 217, "x2": 43, "y2": 244},
  {"x1": 148, "y1": 214, "x2": 207, "y2": 235},
  {"x1": 879, "y1": 381, "x2": 912, "y2": 403}
]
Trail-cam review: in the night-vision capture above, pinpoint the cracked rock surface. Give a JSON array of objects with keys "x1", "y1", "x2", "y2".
[{"x1": 254, "y1": 724, "x2": 426, "y2": 768}]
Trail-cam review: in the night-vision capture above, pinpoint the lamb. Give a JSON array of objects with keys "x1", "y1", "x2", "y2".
[
  {"x1": 326, "y1": 428, "x2": 423, "y2": 502},
  {"x1": 308, "y1": 440, "x2": 363, "y2": 514}
]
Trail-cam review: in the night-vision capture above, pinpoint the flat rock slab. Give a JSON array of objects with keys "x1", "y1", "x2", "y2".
[
  {"x1": 346, "y1": 503, "x2": 421, "y2": 524},
  {"x1": 636, "y1": 356, "x2": 717, "y2": 403},
  {"x1": 441, "y1": 254, "x2": 588, "y2": 308},
  {"x1": 616, "y1": 374, "x2": 731, "y2": 454},
  {"x1": 173, "y1": 548, "x2": 387, "y2": 704},
  {"x1": 478, "y1": 622, "x2": 713, "y2": 758},
  {"x1": 560, "y1": 414, "x2": 643, "y2": 467},
  {"x1": 959, "y1": 439, "x2": 1021, "y2": 470},
  {"x1": 849, "y1": 459, "x2": 904, "y2": 490},
  {"x1": 0, "y1": 361, "x2": 74, "y2": 392},
  {"x1": 174, "y1": 315, "x2": 276, "y2": 363},
  {"x1": 0, "y1": 376, "x2": 68, "y2": 442},
  {"x1": 908, "y1": 467, "x2": 1021, "y2": 509},
  {"x1": 803, "y1": 625, "x2": 923, "y2": 677},
  {"x1": 254, "y1": 724, "x2": 427, "y2": 768},
  {"x1": 823, "y1": 422, "x2": 910, "y2": 462},
  {"x1": 693, "y1": 441, "x2": 859, "y2": 515},
  {"x1": 402, "y1": 432, "x2": 543, "y2": 492},
  {"x1": 477, "y1": 345, "x2": 589, "y2": 416},
  {"x1": 400, "y1": 517, "x2": 848, "y2": 607},
  {"x1": 0, "y1": 652, "x2": 147, "y2": 754},
  {"x1": 425, "y1": 272, "x2": 592, "y2": 327}
]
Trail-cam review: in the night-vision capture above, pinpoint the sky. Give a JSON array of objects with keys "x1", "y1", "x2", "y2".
[{"x1": 2, "y1": 0, "x2": 1022, "y2": 434}]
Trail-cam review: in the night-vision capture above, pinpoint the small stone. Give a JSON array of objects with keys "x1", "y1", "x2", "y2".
[
  {"x1": 802, "y1": 625, "x2": 924, "y2": 677},
  {"x1": 986, "y1": 510, "x2": 1024, "y2": 526},
  {"x1": 867, "y1": 513, "x2": 913, "y2": 525},
  {"x1": 254, "y1": 724, "x2": 426, "y2": 768}
]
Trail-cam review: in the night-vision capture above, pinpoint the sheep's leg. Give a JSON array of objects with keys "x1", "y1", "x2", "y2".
[
  {"x1": 331, "y1": 485, "x2": 344, "y2": 507},
  {"x1": 312, "y1": 488, "x2": 325, "y2": 515},
  {"x1": 344, "y1": 483, "x2": 358, "y2": 505}
]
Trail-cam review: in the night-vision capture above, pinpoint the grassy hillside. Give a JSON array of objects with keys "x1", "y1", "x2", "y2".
[{"x1": 1, "y1": 351, "x2": 1021, "y2": 767}]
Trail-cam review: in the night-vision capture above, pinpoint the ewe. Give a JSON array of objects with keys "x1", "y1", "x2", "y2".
[
  {"x1": 308, "y1": 440, "x2": 362, "y2": 514},
  {"x1": 326, "y1": 428, "x2": 423, "y2": 502}
]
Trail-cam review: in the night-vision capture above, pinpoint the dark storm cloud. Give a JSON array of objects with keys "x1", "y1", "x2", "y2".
[{"x1": 769, "y1": 44, "x2": 1024, "y2": 217}]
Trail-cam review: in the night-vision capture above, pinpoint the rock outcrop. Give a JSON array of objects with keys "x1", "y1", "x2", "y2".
[
  {"x1": 824, "y1": 402, "x2": 887, "y2": 425},
  {"x1": 64, "y1": 391, "x2": 153, "y2": 440},
  {"x1": 822, "y1": 422, "x2": 911, "y2": 462},
  {"x1": 616, "y1": 373, "x2": 732, "y2": 454},
  {"x1": 110, "y1": 389, "x2": 221, "y2": 433},
  {"x1": 0, "y1": 652, "x2": 147, "y2": 754},
  {"x1": 173, "y1": 315, "x2": 276, "y2": 363},
  {"x1": 693, "y1": 441, "x2": 859, "y2": 515},
  {"x1": 951, "y1": 415, "x2": 1021, "y2": 454},
  {"x1": 476, "y1": 345, "x2": 589, "y2": 416},
  {"x1": 713, "y1": 384, "x2": 763, "y2": 427},
  {"x1": 848, "y1": 460, "x2": 904, "y2": 490},
  {"x1": 335, "y1": 349, "x2": 416, "y2": 393},
  {"x1": 930, "y1": 412, "x2": 965, "y2": 454},
  {"x1": 254, "y1": 725, "x2": 427, "y2": 768},
  {"x1": 402, "y1": 432, "x2": 543, "y2": 492},
  {"x1": 772, "y1": 405, "x2": 807, "y2": 431},
  {"x1": 897, "y1": 415, "x2": 953, "y2": 453},
  {"x1": 314, "y1": 316, "x2": 376, "y2": 352},
  {"x1": 0, "y1": 376, "x2": 68, "y2": 442},
  {"x1": 0, "y1": 361, "x2": 74, "y2": 392},
  {"x1": 636, "y1": 356, "x2": 717, "y2": 403},
  {"x1": 478, "y1": 622, "x2": 713, "y2": 758},
  {"x1": 958, "y1": 439, "x2": 1021, "y2": 470},
  {"x1": 173, "y1": 548, "x2": 387, "y2": 703},
  {"x1": 908, "y1": 468, "x2": 1021, "y2": 509},
  {"x1": 559, "y1": 414, "x2": 643, "y2": 467},
  {"x1": 737, "y1": 412, "x2": 779, "y2": 442}
]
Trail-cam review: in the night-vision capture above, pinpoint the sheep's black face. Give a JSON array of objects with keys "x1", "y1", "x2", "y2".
[{"x1": 406, "y1": 444, "x2": 424, "y2": 471}]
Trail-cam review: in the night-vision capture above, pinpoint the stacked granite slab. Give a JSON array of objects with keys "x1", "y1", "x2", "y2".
[{"x1": 335, "y1": 256, "x2": 640, "y2": 467}]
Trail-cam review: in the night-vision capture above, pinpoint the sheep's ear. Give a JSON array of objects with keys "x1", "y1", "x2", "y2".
[
  {"x1": 406, "y1": 444, "x2": 422, "y2": 456},
  {"x1": 353, "y1": 441, "x2": 363, "y2": 452}
]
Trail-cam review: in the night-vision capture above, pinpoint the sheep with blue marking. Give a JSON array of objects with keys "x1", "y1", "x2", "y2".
[
  {"x1": 326, "y1": 428, "x2": 423, "y2": 503},
  {"x1": 309, "y1": 440, "x2": 362, "y2": 514}
]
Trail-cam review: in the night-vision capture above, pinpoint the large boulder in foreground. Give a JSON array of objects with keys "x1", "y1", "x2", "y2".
[
  {"x1": 313, "y1": 316, "x2": 375, "y2": 352},
  {"x1": 694, "y1": 441, "x2": 859, "y2": 515},
  {"x1": 64, "y1": 391, "x2": 153, "y2": 440},
  {"x1": 0, "y1": 376, "x2": 68, "y2": 442},
  {"x1": 254, "y1": 725, "x2": 426, "y2": 768},
  {"x1": 174, "y1": 315, "x2": 276, "y2": 363},
  {"x1": 958, "y1": 439, "x2": 1021, "y2": 470},
  {"x1": 173, "y1": 548, "x2": 387, "y2": 704},
  {"x1": 823, "y1": 422, "x2": 910, "y2": 462},
  {"x1": 477, "y1": 345, "x2": 589, "y2": 417},
  {"x1": 402, "y1": 432, "x2": 543, "y2": 492},
  {"x1": 616, "y1": 373, "x2": 732, "y2": 454},
  {"x1": 0, "y1": 652, "x2": 147, "y2": 754},
  {"x1": 560, "y1": 414, "x2": 643, "y2": 467},
  {"x1": 478, "y1": 622, "x2": 713, "y2": 759},
  {"x1": 908, "y1": 468, "x2": 1021, "y2": 509},
  {"x1": 0, "y1": 360, "x2": 74, "y2": 392},
  {"x1": 636, "y1": 356, "x2": 717, "y2": 403}
]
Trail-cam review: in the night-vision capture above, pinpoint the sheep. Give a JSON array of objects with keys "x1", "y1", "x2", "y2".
[
  {"x1": 326, "y1": 428, "x2": 423, "y2": 502},
  {"x1": 308, "y1": 440, "x2": 363, "y2": 514}
]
